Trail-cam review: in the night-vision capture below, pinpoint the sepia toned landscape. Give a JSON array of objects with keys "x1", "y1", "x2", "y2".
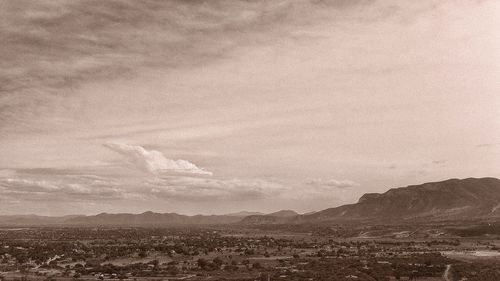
[
  {"x1": 1, "y1": 0, "x2": 499, "y2": 280},
  {"x1": 1, "y1": 178, "x2": 500, "y2": 280}
]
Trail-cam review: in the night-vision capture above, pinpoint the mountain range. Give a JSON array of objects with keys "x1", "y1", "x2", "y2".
[
  {"x1": 1, "y1": 177, "x2": 499, "y2": 226},
  {"x1": 302, "y1": 177, "x2": 500, "y2": 223}
]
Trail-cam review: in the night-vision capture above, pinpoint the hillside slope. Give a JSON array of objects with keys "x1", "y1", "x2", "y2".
[{"x1": 304, "y1": 177, "x2": 500, "y2": 222}]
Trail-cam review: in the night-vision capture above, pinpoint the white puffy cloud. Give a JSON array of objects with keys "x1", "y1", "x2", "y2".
[
  {"x1": 104, "y1": 142, "x2": 212, "y2": 176},
  {"x1": 306, "y1": 178, "x2": 360, "y2": 189}
]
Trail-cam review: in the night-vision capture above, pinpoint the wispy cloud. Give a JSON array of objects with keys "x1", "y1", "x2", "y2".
[
  {"x1": 0, "y1": 177, "x2": 124, "y2": 202},
  {"x1": 148, "y1": 176, "x2": 284, "y2": 202},
  {"x1": 431, "y1": 160, "x2": 447, "y2": 165},
  {"x1": 104, "y1": 142, "x2": 212, "y2": 176},
  {"x1": 306, "y1": 179, "x2": 360, "y2": 189},
  {"x1": 387, "y1": 164, "x2": 398, "y2": 170},
  {"x1": 0, "y1": 161, "x2": 285, "y2": 204},
  {"x1": 0, "y1": 0, "x2": 421, "y2": 131},
  {"x1": 476, "y1": 142, "x2": 500, "y2": 148},
  {"x1": 0, "y1": 142, "x2": 285, "y2": 204}
]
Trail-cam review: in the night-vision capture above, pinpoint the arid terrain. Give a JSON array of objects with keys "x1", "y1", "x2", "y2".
[
  {"x1": 1, "y1": 178, "x2": 500, "y2": 281},
  {"x1": 1, "y1": 221, "x2": 500, "y2": 281}
]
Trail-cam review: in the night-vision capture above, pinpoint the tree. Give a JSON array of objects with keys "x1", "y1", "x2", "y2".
[
  {"x1": 197, "y1": 258, "x2": 208, "y2": 269},
  {"x1": 213, "y1": 257, "x2": 223, "y2": 268},
  {"x1": 166, "y1": 265, "x2": 179, "y2": 275},
  {"x1": 138, "y1": 251, "x2": 147, "y2": 258},
  {"x1": 252, "y1": 262, "x2": 262, "y2": 269}
]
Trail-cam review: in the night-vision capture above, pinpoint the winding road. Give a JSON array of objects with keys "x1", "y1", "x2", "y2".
[{"x1": 443, "y1": 264, "x2": 452, "y2": 281}]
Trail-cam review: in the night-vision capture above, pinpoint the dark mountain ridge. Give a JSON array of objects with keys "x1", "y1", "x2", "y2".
[
  {"x1": 64, "y1": 211, "x2": 243, "y2": 226},
  {"x1": 238, "y1": 210, "x2": 299, "y2": 224},
  {"x1": 0, "y1": 210, "x2": 298, "y2": 226},
  {"x1": 224, "y1": 211, "x2": 265, "y2": 217},
  {"x1": 303, "y1": 177, "x2": 500, "y2": 223}
]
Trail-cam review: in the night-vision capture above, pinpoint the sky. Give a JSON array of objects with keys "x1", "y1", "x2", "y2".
[{"x1": 0, "y1": 0, "x2": 499, "y2": 216}]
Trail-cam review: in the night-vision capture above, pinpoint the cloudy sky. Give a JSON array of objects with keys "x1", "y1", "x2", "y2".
[{"x1": 0, "y1": 0, "x2": 499, "y2": 216}]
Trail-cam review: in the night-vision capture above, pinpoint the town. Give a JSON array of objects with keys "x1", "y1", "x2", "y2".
[{"x1": 0, "y1": 226, "x2": 499, "y2": 281}]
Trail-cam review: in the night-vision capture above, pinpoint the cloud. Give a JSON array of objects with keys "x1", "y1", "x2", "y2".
[
  {"x1": 0, "y1": 147, "x2": 282, "y2": 204},
  {"x1": 476, "y1": 142, "x2": 500, "y2": 148},
  {"x1": 306, "y1": 178, "x2": 360, "y2": 189},
  {"x1": 387, "y1": 164, "x2": 398, "y2": 170},
  {"x1": 0, "y1": 164, "x2": 359, "y2": 210},
  {"x1": 431, "y1": 160, "x2": 447, "y2": 165},
  {"x1": 104, "y1": 142, "x2": 212, "y2": 176},
  {"x1": 0, "y1": 169, "x2": 16, "y2": 177},
  {"x1": 0, "y1": 166, "x2": 284, "y2": 204},
  {"x1": 0, "y1": 177, "x2": 124, "y2": 202},
  {"x1": 148, "y1": 176, "x2": 284, "y2": 202},
  {"x1": 0, "y1": 0, "x2": 425, "y2": 132}
]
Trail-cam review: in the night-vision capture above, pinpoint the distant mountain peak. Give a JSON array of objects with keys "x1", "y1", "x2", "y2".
[
  {"x1": 267, "y1": 210, "x2": 299, "y2": 217},
  {"x1": 238, "y1": 210, "x2": 300, "y2": 224}
]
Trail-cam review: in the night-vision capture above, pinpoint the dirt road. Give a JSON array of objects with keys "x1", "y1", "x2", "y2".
[{"x1": 443, "y1": 264, "x2": 452, "y2": 281}]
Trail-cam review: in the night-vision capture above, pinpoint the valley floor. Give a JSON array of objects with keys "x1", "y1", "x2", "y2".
[{"x1": 1, "y1": 224, "x2": 499, "y2": 281}]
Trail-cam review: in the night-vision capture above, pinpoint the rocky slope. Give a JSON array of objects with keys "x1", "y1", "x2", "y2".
[{"x1": 303, "y1": 177, "x2": 500, "y2": 222}]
